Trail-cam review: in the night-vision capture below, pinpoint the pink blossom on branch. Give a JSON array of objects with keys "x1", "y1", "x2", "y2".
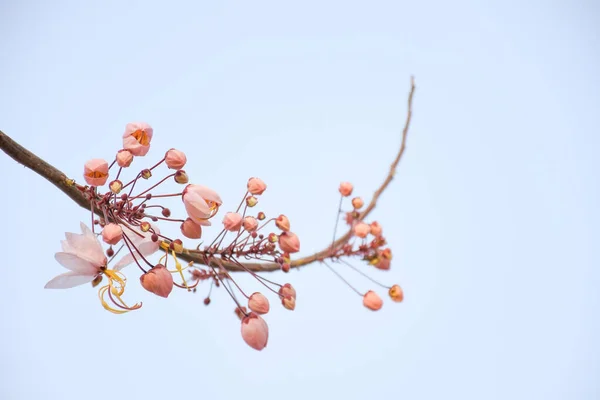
[{"x1": 123, "y1": 122, "x2": 153, "y2": 156}]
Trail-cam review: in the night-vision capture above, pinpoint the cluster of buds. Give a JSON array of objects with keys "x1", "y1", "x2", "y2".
[{"x1": 45, "y1": 122, "x2": 301, "y2": 350}]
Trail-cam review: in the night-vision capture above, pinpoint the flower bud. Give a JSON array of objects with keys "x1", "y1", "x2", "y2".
[
  {"x1": 268, "y1": 233, "x2": 278, "y2": 243},
  {"x1": 278, "y1": 283, "x2": 297, "y2": 300},
  {"x1": 174, "y1": 170, "x2": 189, "y2": 184},
  {"x1": 243, "y1": 216, "x2": 258, "y2": 232},
  {"x1": 338, "y1": 182, "x2": 353, "y2": 197},
  {"x1": 282, "y1": 295, "x2": 296, "y2": 311},
  {"x1": 389, "y1": 284, "x2": 404, "y2": 302},
  {"x1": 83, "y1": 159, "x2": 109, "y2": 186},
  {"x1": 222, "y1": 212, "x2": 243, "y2": 231},
  {"x1": 241, "y1": 312, "x2": 269, "y2": 351},
  {"x1": 123, "y1": 122, "x2": 153, "y2": 156},
  {"x1": 281, "y1": 263, "x2": 290, "y2": 273},
  {"x1": 204, "y1": 297, "x2": 211, "y2": 305},
  {"x1": 279, "y1": 232, "x2": 300, "y2": 253},
  {"x1": 109, "y1": 179, "x2": 123, "y2": 194},
  {"x1": 140, "y1": 265, "x2": 174, "y2": 298},
  {"x1": 181, "y1": 218, "x2": 202, "y2": 239},
  {"x1": 140, "y1": 221, "x2": 151, "y2": 232},
  {"x1": 247, "y1": 177, "x2": 267, "y2": 195},
  {"x1": 165, "y1": 148, "x2": 187, "y2": 170},
  {"x1": 102, "y1": 223, "x2": 123, "y2": 245},
  {"x1": 141, "y1": 169, "x2": 152, "y2": 179},
  {"x1": 248, "y1": 292, "x2": 270, "y2": 314},
  {"x1": 363, "y1": 290, "x2": 383, "y2": 311},
  {"x1": 116, "y1": 149, "x2": 134, "y2": 167},
  {"x1": 351, "y1": 197, "x2": 364, "y2": 209},
  {"x1": 275, "y1": 214, "x2": 290, "y2": 231},
  {"x1": 246, "y1": 196, "x2": 258, "y2": 207},
  {"x1": 370, "y1": 221, "x2": 382, "y2": 236},
  {"x1": 235, "y1": 306, "x2": 248, "y2": 320},
  {"x1": 170, "y1": 239, "x2": 184, "y2": 254},
  {"x1": 257, "y1": 212, "x2": 266, "y2": 221},
  {"x1": 353, "y1": 222, "x2": 370, "y2": 238}
]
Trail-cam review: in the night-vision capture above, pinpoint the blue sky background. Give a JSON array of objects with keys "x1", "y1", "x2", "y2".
[{"x1": 1, "y1": 1, "x2": 598, "y2": 399}]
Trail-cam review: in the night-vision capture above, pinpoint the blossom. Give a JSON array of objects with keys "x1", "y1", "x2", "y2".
[
  {"x1": 241, "y1": 312, "x2": 269, "y2": 351},
  {"x1": 222, "y1": 212, "x2": 243, "y2": 231},
  {"x1": 182, "y1": 184, "x2": 223, "y2": 226},
  {"x1": 116, "y1": 149, "x2": 133, "y2": 167},
  {"x1": 370, "y1": 221, "x2": 382, "y2": 236},
  {"x1": 363, "y1": 290, "x2": 383, "y2": 311},
  {"x1": 83, "y1": 159, "x2": 109, "y2": 186},
  {"x1": 389, "y1": 284, "x2": 404, "y2": 302},
  {"x1": 339, "y1": 182, "x2": 353, "y2": 197},
  {"x1": 45, "y1": 222, "x2": 107, "y2": 289},
  {"x1": 282, "y1": 295, "x2": 296, "y2": 311},
  {"x1": 353, "y1": 222, "x2": 370, "y2": 238},
  {"x1": 279, "y1": 232, "x2": 300, "y2": 253},
  {"x1": 140, "y1": 265, "x2": 174, "y2": 298},
  {"x1": 165, "y1": 148, "x2": 187, "y2": 170},
  {"x1": 248, "y1": 292, "x2": 270, "y2": 314},
  {"x1": 352, "y1": 197, "x2": 364, "y2": 209},
  {"x1": 123, "y1": 122, "x2": 153, "y2": 156},
  {"x1": 247, "y1": 177, "x2": 267, "y2": 195},
  {"x1": 243, "y1": 216, "x2": 258, "y2": 232},
  {"x1": 102, "y1": 223, "x2": 123, "y2": 245},
  {"x1": 180, "y1": 218, "x2": 202, "y2": 239},
  {"x1": 113, "y1": 223, "x2": 161, "y2": 270},
  {"x1": 278, "y1": 283, "x2": 297, "y2": 300},
  {"x1": 275, "y1": 214, "x2": 290, "y2": 231}
]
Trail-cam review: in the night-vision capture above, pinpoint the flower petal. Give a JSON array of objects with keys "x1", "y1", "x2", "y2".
[
  {"x1": 54, "y1": 252, "x2": 100, "y2": 275},
  {"x1": 44, "y1": 271, "x2": 97, "y2": 289}
]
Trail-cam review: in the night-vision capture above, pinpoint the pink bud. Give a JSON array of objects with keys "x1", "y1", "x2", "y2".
[
  {"x1": 370, "y1": 221, "x2": 382, "y2": 236},
  {"x1": 275, "y1": 214, "x2": 290, "y2": 231},
  {"x1": 243, "y1": 216, "x2": 258, "y2": 232},
  {"x1": 351, "y1": 197, "x2": 364, "y2": 209},
  {"x1": 389, "y1": 284, "x2": 404, "y2": 302},
  {"x1": 222, "y1": 212, "x2": 243, "y2": 231},
  {"x1": 235, "y1": 306, "x2": 248, "y2": 320},
  {"x1": 282, "y1": 295, "x2": 296, "y2": 311},
  {"x1": 102, "y1": 223, "x2": 123, "y2": 245},
  {"x1": 122, "y1": 122, "x2": 153, "y2": 156},
  {"x1": 353, "y1": 222, "x2": 371, "y2": 238},
  {"x1": 363, "y1": 290, "x2": 383, "y2": 311},
  {"x1": 165, "y1": 148, "x2": 187, "y2": 170},
  {"x1": 246, "y1": 196, "x2": 258, "y2": 207},
  {"x1": 373, "y1": 257, "x2": 391, "y2": 270},
  {"x1": 241, "y1": 312, "x2": 269, "y2": 351},
  {"x1": 182, "y1": 184, "x2": 223, "y2": 225},
  {"x1": 116, "y1": 149, "x2": 134, "y2": 167},
  {"x1": 109, "y1": 179, "x2": 123, "y2": 194},
  {"x1": 257, "y1": 212, "x2": 266, "y2": 221},
  {"x1": 181, "y1": 218, "x2": 202, "y2": 239},
  {"x1": 248, "y1": 292, "x2": 270, "y2": 314},
  {"x1": 140, "y1": 265, "x2": 174, "y2": 298},
  {"x1": 278, "y1": 283, "x2": 297, "y2": 300},
  {"x1": 247, "y1": 177, "x2": 267, "y2": 195},
  {"x1": 83, "y1": 159, "x2": 109, "y2": 186},
  {"x1": 278, "y1": 232, "x2": 300, "y2": 253},
  {"x1": 339, "y1": 182, "x2": 353, "y2": 197}
]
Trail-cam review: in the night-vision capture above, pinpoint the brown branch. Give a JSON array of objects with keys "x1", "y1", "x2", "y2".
[{"x1": 0, "y1": 77, "x2": 415, "y2": 272}]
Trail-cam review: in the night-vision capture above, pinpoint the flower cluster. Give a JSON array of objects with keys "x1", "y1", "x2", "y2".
[{"x1": 45, "y1": 122, "x2": 403, "y2": 351}]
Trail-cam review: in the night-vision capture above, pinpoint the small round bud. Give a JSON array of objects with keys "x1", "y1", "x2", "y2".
[
  {"x1": 102, "y1": 223, "x2": 123, "y2": 245},
  {"x1": 162, "y1": 208, "x2": 171, "y2": 217},
  {"x1": 243, "y1": 216, "x2": 259, "y2": 232},
  {"x1": 180, "y1": 218, "x2": 202, "y2": 239},
  {"x1": 338, "y1": 182, "x2": 353, "y2": 197},
  {"x1": 223, "y1": 212, "x2": 243, "y2": 232},
  {"x1": 257, "y1": 211, "x2": 266, "y2": 221},
  {"x1": 370, "y1": 221, "x2": 382, "y2": 236},
  {"x1": 170, "y1": 239, "x2": 184, "y2": 253},
  {"x1": 165, "y1": 148, "x2": 187, "y2": 170},
  {"x1": 282, "y1": 295, "x2": 296, "y2": 311},
  {"x1": 204, "y1": 297, "x2": 211, "y2": 306},
  {"x1": 389, "y1": 284, "x2": 404, "y2": 302},
  {"x1": 174, "y1": 170, "x2": 189, "y2": 184},
  {"x1": 281, "y1": 263, "x2": 290, "y2": 273},
  {"x1": 353, "y1": 222, "x2": 371, "y2": 238},
  {"x1": 363, "y1": 290, "x2": 383, "y2": 311},
  {"x1": 275, "y1": 214, "x2": 290, "y2": 231},
  {"x1": 351, "y1": 197, "x2": 364, "y2": 209},
  {"x1": 109, "y1": 179, "x2": 123, "y2": 194},
  {"x1": 141, "y1": 169, "x2": 152, "y2": 179},
  {"x1": 268, "y1": 233, "x2": 278, "y2": 243},
  {"x1": 278, "y1": 232, "x2": 300, "y2": 253},
  {"x1": 247, "y1": 177, "x2": 267, "y2": 195},
  {"x1": 248, "y1": 292, "x2": 270, "y2": 314},
  {"x1": 106, "y1": 247, "x2": 115, "y2": 257},
  {"x1": 140, "y1": 221, "x2": 151, "y2": 232},
  {"x1": 246, "y1": 196, "x2": 258, "y2": 207},
  {"x1": 116, "y1": 149, "x2": 134, "y2": 168}
]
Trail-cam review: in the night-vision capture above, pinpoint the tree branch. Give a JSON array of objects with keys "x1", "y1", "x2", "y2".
[{"x1": 0, "y1": 77, "x2": 415, "y2": 272}]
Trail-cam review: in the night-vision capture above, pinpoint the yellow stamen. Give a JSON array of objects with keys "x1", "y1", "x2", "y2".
[
  {"x1": 132, "y1": 129, "x2": 150, "y2": 145},
  {"x1": 97, "y1": 269, "x2": 142, "y2": 314}
]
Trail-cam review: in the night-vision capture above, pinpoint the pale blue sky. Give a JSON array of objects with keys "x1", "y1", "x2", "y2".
[{"x1": 1, "y1": 1, "x2": 598, "y2": 399}]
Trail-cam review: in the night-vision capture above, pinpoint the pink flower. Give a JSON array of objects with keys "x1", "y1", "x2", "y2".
[
  {"x1": 243, "y1": 216, "x2": 258, "y2": 232},
  {"x1": 339, "y1": 182, "x2": 353, "y2": 197},
  {"x1": 165, "y1": 148, "x2": 187, "y2": 170},
  {"x1": 123, "y1": 122, "x2": 153, "y2": 156},
  {"x1": 363, "y1": 290, "x2": 383, "y2": 311},
  {"x1": 140, "y1": 264, "x2": 173, "y2": 298},
  {"x1": 222, "y1": 212, "x2": 243, "y2": 231},
  {"x1": 180, "y1": 218, "x2": 202, "y2": 239},
  {"x1": 45, "y1": 222, "x2": 107, "y2": 289},
  {"x1": 353, "y1": 222, "x2": 370, "y2": 238},
  {"x1": 278, "y1": 283, "x2": 297, "y2": 300},
  {"x1": 241, "y1": 312, "x2": 269, "y2": 351},
  {"x1": 278, "y1": 232, "x2": 300, "y2": 253},
  {"x1": 247, "y1": 177, "x2": 267, "y2": 195},
  {"x1": 113, "y1": 223, "x2": 161, "y2": 270},
  {"x1": 389, "y1": 284, "x2": 404, "y2": 302},
  {"x1": 352, "y1": 197, "x2": 364, "y2": 209},
  {"x1": 116, "y1": 149, "x2": 133, "y2": 168},
  {"x1": 275, "y1": 214, "x2": 290, "y2": 231},
  {"x1": 102, "y1": 223, "x2": 123, "y2": 245},
  {"x1": 83, "y1": 159, "x2": 109, "y2": 186},
  {"x1": 370, "y1": 221, "x2": 382, "y2": 236},
  {"x1": 182, "y1": 184, "x2": 223, "y2": 226},
  {"x1": 248, "y1": 292, "x2": 270, "y2": 314}
]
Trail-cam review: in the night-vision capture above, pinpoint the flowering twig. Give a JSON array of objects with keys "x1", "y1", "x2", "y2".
[{"x1": 0, "y1": 78, "x2": 415, "y2": 273}]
